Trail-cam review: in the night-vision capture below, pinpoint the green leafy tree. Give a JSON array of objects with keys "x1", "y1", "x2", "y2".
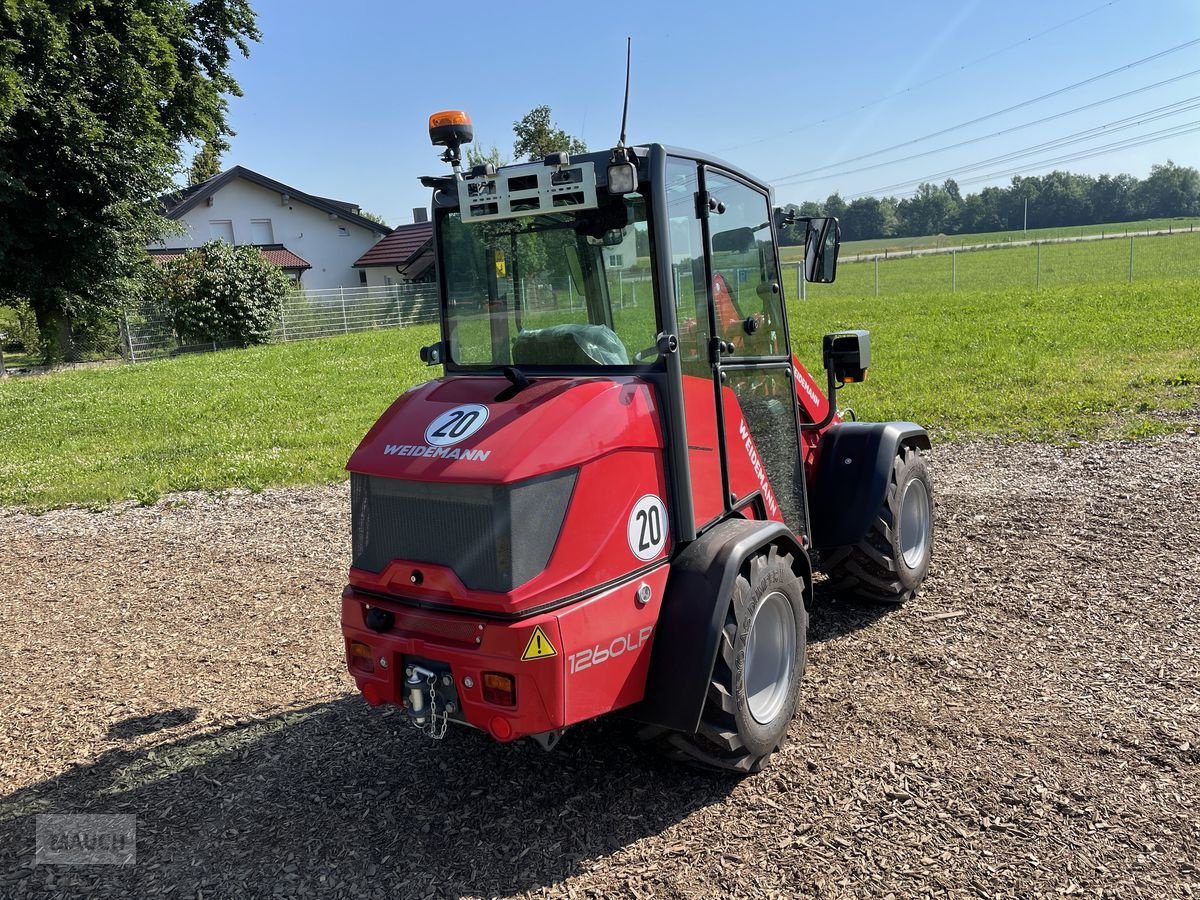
[
  {"x1": 1136, "y1": 160, "x2": 1200, "y2": 218},
  {"x1": 156, "y1": 241, "x2": 289, "y2": 347},
  {"x1": 0, "y1": 0, "x2": 260, "y2": 362},
  {"x1": 188, "y1": 137, "x2": 227, "y2": 186},
  {"x1": 466, "y1": 143, "x2": 509, "y2": 169},
  {"x1": 512, "y1": 106, "x2": 587, "y2": 162}
]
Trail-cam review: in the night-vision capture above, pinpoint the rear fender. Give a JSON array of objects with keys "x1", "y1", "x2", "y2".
[
  {"x1": 630, "y1": 518, "x2": 810, "y2": 733},
  {"x1": 808, "y1": 422, "x2": 931, "y2": 549}
]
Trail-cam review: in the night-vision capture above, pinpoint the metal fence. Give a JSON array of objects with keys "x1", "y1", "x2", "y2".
[{"x1": 122, "y1": 283, "x2": 439, "y2": 362}]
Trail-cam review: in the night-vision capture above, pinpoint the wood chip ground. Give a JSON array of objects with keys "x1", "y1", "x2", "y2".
[{"x1": 1, "y1": 432, "x2": 1197, "y2": 898}]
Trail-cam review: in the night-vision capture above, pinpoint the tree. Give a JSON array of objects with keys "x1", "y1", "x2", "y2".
[
  {"x1": 156, "y1": 241, "x2": 289, "y2": 347},
  {"x1": 842, "y1": 196, "x2": 895, "y2": 241},
  {"x1": 512, "y1": 106, "x2": 586, "y2": 162},
  {"x1": 0, "y1": 1, "x2": 260, "y2": 362},
  {"x1": 822, "y1": 193, "x2": 848, "y2": 221},
  {"x1": 1136, "y1": 160, "x2": 1200, "y2": 218},
  {"x1": 897, "y1": 183, "x2": 957, "y2": 236},
  {"x1": 359, "y1": 210, "x2": 389, "y2": 227},
  {"x1": 466, "y1": 143, "x2": 509, "y2": 169},
  {"x1": 188, "y1": 138, "x2": 227, "y2": 186}
]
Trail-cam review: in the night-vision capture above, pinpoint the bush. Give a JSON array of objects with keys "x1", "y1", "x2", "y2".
[
  {"x1": 0, "y1": 300, "x2": 40, "y2": 352},
  {"x1": 157, "y1": 241, "x2": 290, "y2": 347}
]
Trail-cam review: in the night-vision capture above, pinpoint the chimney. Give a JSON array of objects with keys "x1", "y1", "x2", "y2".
[{"x1": 413, "y1": 207, "x2": 429, "y2": 224}]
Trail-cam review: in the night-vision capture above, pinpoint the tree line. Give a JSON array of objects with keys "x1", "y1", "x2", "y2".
[{"x1": 778, "y1": 161, "x2": 1200, "y2": 244}]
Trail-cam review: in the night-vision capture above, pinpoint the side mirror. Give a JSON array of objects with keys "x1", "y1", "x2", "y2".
[
  {"x1": 419, "y1": 342, "x2": 443, "y2": 366},
  {"x1": 804, "y1": 217, "x2": 840, "y2": 284},
  {"x1": 822, "y1": 329, "x2": 870, "y2": 383}
]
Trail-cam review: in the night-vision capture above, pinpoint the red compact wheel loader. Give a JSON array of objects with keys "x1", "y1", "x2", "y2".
[{"x1": 341, "y1": 110, "x2": 933, "y2": 773}]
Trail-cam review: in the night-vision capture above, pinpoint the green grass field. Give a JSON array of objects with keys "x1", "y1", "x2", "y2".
[
  {"x1": 796, "y1": 231, "x2": 1200, "y2": 299},
  {"x1": 779, "y1": 216, "x2": 1200, "y2": 262},
  {"x1": 2, "y1": 274, "x2": 1198, "y2": 510}
]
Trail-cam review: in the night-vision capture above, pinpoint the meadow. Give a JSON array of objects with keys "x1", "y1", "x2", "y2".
[
  {"x1": 798, "y1": 230, "x2": 1200, "y2": 299},
  {"x1": 778, "y1": 215, "x2": 1200, "y2": 261},
  {"x1": 2, "y1": 265, "x2": 1197, "y2": 509}
]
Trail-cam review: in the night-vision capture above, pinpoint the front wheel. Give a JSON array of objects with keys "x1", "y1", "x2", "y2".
[
  {"x1": 821, "y1": 444, "x2": 933, "y2": 603},
  {"x1": 656, "y1": 545, "x2": 808, "y2": 774}
]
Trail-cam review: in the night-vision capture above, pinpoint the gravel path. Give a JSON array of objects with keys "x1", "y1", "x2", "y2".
[{"x1": 1, "y1": 432, "x2": 1198, "y2": 899}]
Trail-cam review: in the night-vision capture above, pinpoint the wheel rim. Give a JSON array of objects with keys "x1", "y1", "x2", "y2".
[
  {"x1": 899, "y1": 477, "x2": 932, "y2": 569},
  {"x1": 744, "y1": 590, "x2": 796, "y2": 725}
]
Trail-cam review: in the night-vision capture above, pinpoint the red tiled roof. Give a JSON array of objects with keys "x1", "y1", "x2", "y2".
[
  {"x1": 353, "y1": 221, "x2": 433, "y2": 268},
  {"x1": 149, "y1": 244, "x2": 312, "y2": 270}
]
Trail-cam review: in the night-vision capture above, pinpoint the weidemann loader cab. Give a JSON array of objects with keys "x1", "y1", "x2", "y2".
[{"x1": 341, "y1": 110, "x2": 933, "y2": 773}]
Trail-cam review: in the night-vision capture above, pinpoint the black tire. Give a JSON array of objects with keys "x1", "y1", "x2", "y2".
[
  {"x1": 654, "y1": 544, "x2": 808, "y2": 774},
  {"x1": 820, "y1": 444, "x2": 933, "y2": 604}
]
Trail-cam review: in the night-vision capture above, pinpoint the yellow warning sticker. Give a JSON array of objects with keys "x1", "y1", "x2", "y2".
[{"x1": 521, "y1": 625, "x2": 558, "y2": 661}]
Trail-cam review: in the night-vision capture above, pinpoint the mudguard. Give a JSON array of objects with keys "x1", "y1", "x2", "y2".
[
  {"x1": 808, "y1": 421, "x2": 931, "y2": 550},
  {"x1": 630, "y1": 518, "x2": 810, "y2": 733}
]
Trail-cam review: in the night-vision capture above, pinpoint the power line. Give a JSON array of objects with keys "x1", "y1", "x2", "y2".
[
  {"x1": 850, "y1": 121, "x2": 1200, "y2": 199},
  {"x1": 767, "y1": 37, "x2": 1200, "y2": 184},
  {"x1": 715, "y1": 0, "x2": 1126, "y2": 153},
  {"x1": 771, "y1": 68, "x2": 1200, "y2": 188},
  {"x1": 840, "y1": 97, "x2": 1200, "y2": 198},
  {"x1": 950, "y1": 121, "x2": 1200, "y2": 189}
]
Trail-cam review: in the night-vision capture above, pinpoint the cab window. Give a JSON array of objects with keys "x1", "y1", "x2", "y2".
[{"x1": 705, "y1": 171, "x2": 785, "y2": 358}]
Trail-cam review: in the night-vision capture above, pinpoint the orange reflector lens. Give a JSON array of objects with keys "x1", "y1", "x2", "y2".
[
  {"x1": 482, "y1": 672, "x2": 516, "y2": 706},
  {"x1": 429, "y1": 110, "x2": 471, "y2": 129},
  {"x1": 349, "y1": 641, "x2": 374, "y2": 672}
]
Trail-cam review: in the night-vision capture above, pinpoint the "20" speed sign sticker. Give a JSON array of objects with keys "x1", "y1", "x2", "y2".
[{"x1": 627, "y1": 494, "x2": 668, "y2": 561}]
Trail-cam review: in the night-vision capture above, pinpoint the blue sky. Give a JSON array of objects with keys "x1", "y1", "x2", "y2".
[{"x1": 222, "y1": 0, "x2": 1200, "y2": 226}]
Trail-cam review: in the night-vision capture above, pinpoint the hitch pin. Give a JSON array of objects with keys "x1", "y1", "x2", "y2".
[{"x1": 405, "y1": 665, "x2": 437, "y2": 724}]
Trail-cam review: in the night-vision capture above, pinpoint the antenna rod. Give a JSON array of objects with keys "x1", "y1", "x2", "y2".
[{"x1": 618, "y1": 37, "x2": 631, "y2": 148}]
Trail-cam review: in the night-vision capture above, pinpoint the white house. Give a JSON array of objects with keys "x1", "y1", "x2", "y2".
[{"x1": 153, "y1": 166, "x2": 391, "y2": 291}]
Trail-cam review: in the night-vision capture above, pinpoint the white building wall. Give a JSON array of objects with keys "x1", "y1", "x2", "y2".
[
  {"x1": 361, "y1": 265, "x2": 403, "y2": 289},
  {"x1": 155, "y1": 178, "x2": 385, "y2": 291}
]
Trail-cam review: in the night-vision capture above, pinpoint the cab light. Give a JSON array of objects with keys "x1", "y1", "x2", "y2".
[
  {"x1": 429, "y1": 109, "x2": 471, "y2": 129},
  {"x1": 349, "y1": 641, "x2": 374, "y2": 673},
  {"x1": 482, "y1": 672, "x2": 516, "y2": 706},
  {"x1": 428, "y1": 110, "x2": 474, "y2": 149}
]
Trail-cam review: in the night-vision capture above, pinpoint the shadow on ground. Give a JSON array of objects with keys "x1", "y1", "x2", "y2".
[
  {"x1": 0, "y1": 696, "x2": 736, "y2": 898},
  {"x1": 806, "y1": 579, "x2": 898, "y2": 644}
]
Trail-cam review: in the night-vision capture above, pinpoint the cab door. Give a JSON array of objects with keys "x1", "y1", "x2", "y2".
[
  {"x1": 664, "y1": 157, "x2": 725, "y2": 529},
  {"x1": 701, "y1": 168, "x2": 811, "y2": 539}
]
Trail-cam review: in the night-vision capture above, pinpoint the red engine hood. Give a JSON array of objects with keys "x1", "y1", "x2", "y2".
[{"x1": 348, "y1": 375, "x2": 664, "y2": 483}]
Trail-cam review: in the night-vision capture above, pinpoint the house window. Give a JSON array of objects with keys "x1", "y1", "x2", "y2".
[
  {"x1": 358, "y1": 270, "x2": 367, "y2": 285},
  {"x1": 250, "y1": 219, "x2": 274, "y2": 244},
  {"x1": 609, "y1": 253, "x2": 623, "y2": 266},
  {"x1": 337, "y1": 226, "x2": 349, "y2": 237},
  {"x1": 209, "y1": 220, "x2": 234, "y2": 243}
]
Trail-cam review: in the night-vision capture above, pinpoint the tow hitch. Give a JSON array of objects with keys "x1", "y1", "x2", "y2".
[{"x1": 404, "y1": 664, "x2": 457, "y2": 740}]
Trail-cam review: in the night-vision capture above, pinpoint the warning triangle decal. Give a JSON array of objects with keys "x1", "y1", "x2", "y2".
[{"x1": 521, "y1": 625, "x2": 558, "y2": 661}]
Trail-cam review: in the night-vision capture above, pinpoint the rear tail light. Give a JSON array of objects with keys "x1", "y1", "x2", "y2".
[
  {"x1": 482, "y1": 672, "x2": 516, "y2": 706},
  {"x1": 349, "y1": 641, "x2": 374, "y2": 673}
]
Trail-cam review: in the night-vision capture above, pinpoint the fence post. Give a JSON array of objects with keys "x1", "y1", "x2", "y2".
[
  {"x1": 799, "y1": 264, "x2": 806, "y2": 300},
  {"x1": 1128, "y1": 236, "x2": 1134, "y2": 282},
  {"x1": 874, "y1": 256, "x2": 880, "y2": 297},
  {"x1": 618, "y1": 269, "x2": 624, "y2": 308},
  {"x1": 951, "y1": 250, "x2": 956, "y2": 292},
  {"x1": 121, "y1": 310, "x2": 135, "y2": 363},
  {"x1": 340, "y1": 287, "x2": 348, "y2": 333},
  {"x1": 1036, "y1": 242, "x2": 1041, "y2": 289}
]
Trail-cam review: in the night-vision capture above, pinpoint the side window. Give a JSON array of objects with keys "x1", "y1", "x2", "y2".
[
  {"x1": 664, "y1": 158, "x2": 709, "y2": 371},
  {"x1": 705, "y1": 172, "x2": 784, "y2": 357}
]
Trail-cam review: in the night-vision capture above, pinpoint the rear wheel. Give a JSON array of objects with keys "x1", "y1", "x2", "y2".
[
  {"x1": 657, "y1": 545, "x2": 808, "y2": 774},
  {"x1": 821, "y1": 444, "x2": 933, "y2": 604}
]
